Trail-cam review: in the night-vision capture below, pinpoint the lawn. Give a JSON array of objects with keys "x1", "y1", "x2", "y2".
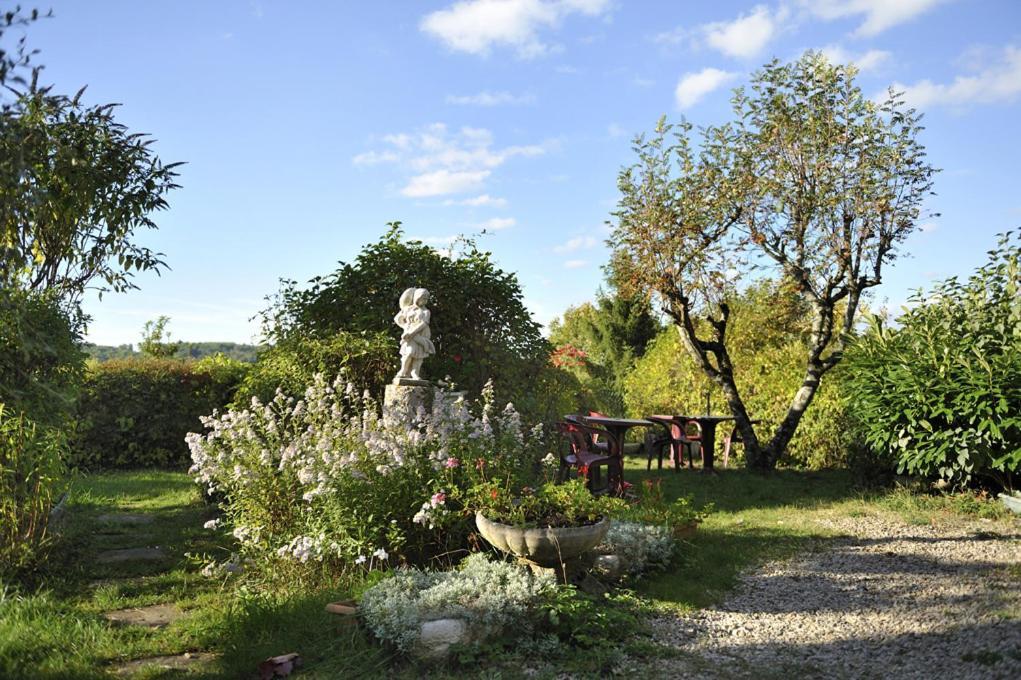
[{"x1": 1, "y1": 461, "x2": 1011, "y2": 679}]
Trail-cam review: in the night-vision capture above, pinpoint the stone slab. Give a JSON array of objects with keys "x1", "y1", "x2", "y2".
[
  {"x1": 111, "y1": 652, "x2": 216, "y2": 676},
  {"x1": 96, "y1": 547, "x2": 165, "y2": 563},
  {"x1": 97, "y1": 513, "x2": 154, "y2": 525},
  {"x1": 104, "y1": 603, "x2": 183, "y2": 628}
]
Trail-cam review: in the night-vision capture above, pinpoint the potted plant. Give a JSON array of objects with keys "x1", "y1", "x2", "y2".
[{"x1": 471, "y1": 478, "x2": 624, "y2": 568}]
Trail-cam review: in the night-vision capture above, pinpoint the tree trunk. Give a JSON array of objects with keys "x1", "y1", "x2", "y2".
[{"x1": 763, "y1": 363, "x2": 823, "y2": 468}]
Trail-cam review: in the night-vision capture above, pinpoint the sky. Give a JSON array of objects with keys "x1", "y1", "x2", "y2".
[{"x1": 19, "y1": 0, "x2": 1021, "y2": 345}]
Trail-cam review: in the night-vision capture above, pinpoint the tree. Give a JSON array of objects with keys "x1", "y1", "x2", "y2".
[
  {"x1": 611, "y1": 53, "x2": 936, "y2": 469},
  {"x1": 1, "y1": 10, "x2": 180, "y2": 314},
  {"x1": 139, "y1": 315, "x2": 180, "y2": 359},
  {"x1": 262, "y1": 224, "x2": 549, "y2": 406}
]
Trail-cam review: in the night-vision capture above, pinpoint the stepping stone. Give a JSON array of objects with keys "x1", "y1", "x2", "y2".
[
  {"x1": 96, "y1": 547, "x2": 165, "y2": 563},
  {"x1": 104, "y1": 603, "x2": 183, "y2": 628},
  {"x1": 110, "y1": 652, "x2": 216, "y2": 676},
  {"x1": 97, "y1": 513, "x2": 154, "y2": 525}
]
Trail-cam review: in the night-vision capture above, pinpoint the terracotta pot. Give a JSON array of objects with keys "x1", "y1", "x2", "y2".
[{"x1": 475, "y1": 512, "x2": 610, "y2": 567}]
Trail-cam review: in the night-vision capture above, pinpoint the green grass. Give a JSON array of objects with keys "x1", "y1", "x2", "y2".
[{"x1": 1, "y1": 464, "x2": 1014, "y2": 678}]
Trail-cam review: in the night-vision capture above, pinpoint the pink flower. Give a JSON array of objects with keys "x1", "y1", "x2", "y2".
[
  {"x1": 444, "y1": 457, "x2": 460, "y2": 469},
  {"x1": 431, "y1": 491, "x2": 446, "y2": 507},
  {"x1": 475, "y1": 458, "x2": 486, "y2": 470}
]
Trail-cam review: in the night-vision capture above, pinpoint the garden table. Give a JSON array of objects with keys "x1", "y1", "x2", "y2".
[
  {"x1": 582, "y1": 416, "x2": 655, "y2": 493},
  {"x1": 646, "y1": 415, "x2": 755, "y2": 474}
]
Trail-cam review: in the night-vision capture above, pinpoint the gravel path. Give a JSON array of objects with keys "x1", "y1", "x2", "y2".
[{"x1": 648, "y1": 515, "x2": 1021, "y2": 680}]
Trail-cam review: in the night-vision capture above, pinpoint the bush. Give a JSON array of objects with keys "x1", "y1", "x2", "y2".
[
  {"x1": 623, "y1": 281, "x2": 854, "y2": 468},
  {"x1": 845, "y1": 233, "x2": 1021, "y2": 487},
  {"x1": 0, "y1": 289, "x2": 85, "y2": 429},
  {"x1": 359, "y1": 554, "x2": 553, "y2": 653},
  {"x1": 0, "y1": 407, "x2": 67, "y2": 583},
  {"x1": 189, "y1": 376, "x2": 546, "y2": 575},
  {"x1": 595, "y1": 521, "x2": 674, "y2": 577},
  {"x1": 232, "y1": 331, "x2": 395, "y2": 406},
  {"x1": 72, "y1": 355, "x2": 247, "y2": 469},
  {"x1": 261, "y1": 225, "x2": 549, "y2": 412}
]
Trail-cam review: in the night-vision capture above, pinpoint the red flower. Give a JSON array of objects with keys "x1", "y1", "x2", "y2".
[
  {"x1": 490, "y1": 489, "x2": 499, "y2": 500},
  {"x1": 578, "y1": 464, "x2": 589, "y2": 476},
  {"x1": 452, "y1": 353, "x2": 462, "y2": 364}
]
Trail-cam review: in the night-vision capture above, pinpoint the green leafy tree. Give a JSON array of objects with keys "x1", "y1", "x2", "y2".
[
  {"x1": 624, "y1": 280, "x2": 853, "y2": 468},
  {"x1": 262, "y1": 224, "x2": 549, "y2": 406},
  {"x1": 611, "y1": 53, "x2": 936, "y2": 469},
  {"x1": 139, "y1": 315, "x2": 180, "y2": 359},
  {"x1": 845, "y1": 233, "x2": 1021, "y2": 488}
]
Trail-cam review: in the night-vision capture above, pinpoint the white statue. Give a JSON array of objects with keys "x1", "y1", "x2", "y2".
[{"x1": 394, "y1": 287, "x2": 435, "y2": 383}]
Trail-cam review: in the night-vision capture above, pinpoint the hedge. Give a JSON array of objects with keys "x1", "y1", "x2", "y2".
[{"x1": 71, "y1": 355, "x2": 247, "y2": 469}]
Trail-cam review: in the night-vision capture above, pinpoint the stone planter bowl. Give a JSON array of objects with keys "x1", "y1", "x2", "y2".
[{"x1": 475, "y1": 512, "x2": 610, "y2": 567}]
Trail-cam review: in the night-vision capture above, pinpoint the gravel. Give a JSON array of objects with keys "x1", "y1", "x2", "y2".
[{"x1": 647, "y1": 515, "x2": 1021, "y2": 679}]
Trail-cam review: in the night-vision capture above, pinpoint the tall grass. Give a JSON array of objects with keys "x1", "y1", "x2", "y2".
[{"x1": 0, "y1": 406, "x2": 67, "y2": 583}]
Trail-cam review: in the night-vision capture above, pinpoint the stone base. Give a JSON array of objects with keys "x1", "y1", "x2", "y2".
[
  {"x1": 393, "y1": 377, "x2": 431, "y2": 387},
  {"x1": 383, "y1": 383, "x2": 433, "y2": 424}
]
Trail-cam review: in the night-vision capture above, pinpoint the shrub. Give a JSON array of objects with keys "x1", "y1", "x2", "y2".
[
  {"x1": 595, "y1": 521, "x2": 675, "y2": 577},
  {"x1": 232, "y1": 331, "x2": 394, "y2": 406},
  {"x1": 0, "y1": 407, "x2": 67, "y2": 583},
  {"x1": 845, "y1": 233, "x2": 1021, "y2": 487},
  {"x1": 0, "y1": 289, "x2": 85, "y2": 429},
  {"x1": 72, "y1": 355, "x2": 247, "y2": 469},
  {"x1": 359, "y1": 554, "x2": 553, "y2": 653},
  {"x1": 261, "y1": 225, "x2": 549, "y2": 413},
  {"x1": 189, "y1": 376, "x2": 546, "y2": 574}
]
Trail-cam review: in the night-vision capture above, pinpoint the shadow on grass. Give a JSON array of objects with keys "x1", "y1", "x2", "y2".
[
  {"x1": 623, "y1": 462, "x2": 861, "y2": 515},
  {"x1": 211, "y1": 588, "x2": 395, "y2": 679}
]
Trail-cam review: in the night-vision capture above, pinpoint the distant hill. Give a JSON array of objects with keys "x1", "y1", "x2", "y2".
[{"x1": 84, "y1": 342, "x2": 263, "y2": 363}]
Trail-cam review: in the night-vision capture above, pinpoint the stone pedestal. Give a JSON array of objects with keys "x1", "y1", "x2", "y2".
[{"x1": 383, "y1": 380, "x2": 433, "y2": 424}]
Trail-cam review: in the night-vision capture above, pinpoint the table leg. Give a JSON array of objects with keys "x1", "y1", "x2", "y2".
[{"x1": 701, "y1": 422, "x2": 717, "y2": 474}]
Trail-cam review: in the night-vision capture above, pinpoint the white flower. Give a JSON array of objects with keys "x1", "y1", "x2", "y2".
[
  {"x1": 203, "y1": 518, "x2": 221, "y2": 530},
  {"x1": 355, "y1": 554, "x2": 367, "y2": 565},
  {"x1": 372, "y1": 547, "x2": 388, "y2": 561}
]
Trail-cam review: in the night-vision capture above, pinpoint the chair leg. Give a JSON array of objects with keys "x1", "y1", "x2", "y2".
[{"x1": 722, "y1": 436, "x2": 731, "y2": 468}]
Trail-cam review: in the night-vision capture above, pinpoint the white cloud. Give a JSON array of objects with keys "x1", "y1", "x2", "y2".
[
  {"x1": 420, "y1": 0, "x2": 612, "y2": 59},
  {"x1": 703, "y1": 5, "x2": 787, "y2": 59},
  {"x1": 553, "y1": 235, "x2": 598, "y2": 253},
  {"x1": 354, "y1": 123, "x2": 549, "y2": 197},
  {"x1": 476, "y1": 217, "x2": 516, "y2": 231},
  {"x1": 446, "y1": 90, "x2": 535, "y2": 106},
  {"x1": 402, "y1": 170, "x2": 491, "y2": 197},
  {"x1": 563, "y1": 259, "x2": 588, "y2": 269},
  {"x1": 675, "y1": 68, "x2": 738, "y2": 109},
  {"x1": 443, "y1": 194, "x2": 508, "y2": 207},
  {"x1": 803, "y1": 0, "x2": 947, "y2": 38},
  {"x1": 819, "y1": 45, "x2": 891, "y2": 72},
  {"x1": 351, "y1": 150, "x2": 400, "y2": 166},
  {"x1": 607, "y1": 123, "x2": 626, "y2": 138},
  {"x1": 891, "y1": 45, "x2": 1021, "y2": 110}
]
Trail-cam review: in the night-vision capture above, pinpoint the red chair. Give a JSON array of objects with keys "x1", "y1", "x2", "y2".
[
  {"x1": 676, "y1": 420, "x2": 703, "y2": 468},
  {"x1": 555, "y1": 420, "x2": 619, "y2": 494}
]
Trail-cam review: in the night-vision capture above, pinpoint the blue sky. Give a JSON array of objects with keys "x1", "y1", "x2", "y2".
[{"x1": 23, "y1": 0, "x2": 1021, "y2": 345}]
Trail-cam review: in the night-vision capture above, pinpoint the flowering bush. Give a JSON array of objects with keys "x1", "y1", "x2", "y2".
[
  {"x1": 595, "y1": 521, "x2": 675, "y2": 577},
  {"x1": 187, "y1": 375, "x2": 546, "y2": 573},
  {"x1": 359, "y1": 553, "x2": 553, "y2": 653}
]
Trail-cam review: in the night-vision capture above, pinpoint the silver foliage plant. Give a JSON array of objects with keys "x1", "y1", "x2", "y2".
[{"x1": 359, "y1": 554, "x2": 554, "y2": 653}]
